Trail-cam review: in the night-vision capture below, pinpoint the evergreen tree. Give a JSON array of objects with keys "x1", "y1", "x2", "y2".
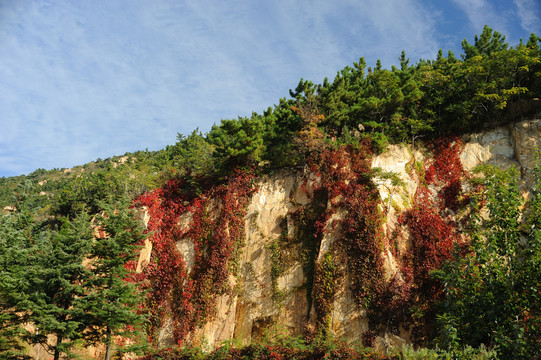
[
  {"x1": 0, "y1": 210, "x2": 94, "y2": 360},
  {"x1": 1, "y1": 187, "x2": 148, "y2": 359},
  {"x1": 207, "y1": 115, "x2": 267, "y2": 168},
  {"x1": 81, "y1": 198, "x2": 148, "y2": 360},
  {"x1": 260, "y1": 99, "x2": 303, "y2": 168},
  {"x1": 461, "y1": 25, "x2": 508, "y2": 59},
  {"x1": 0, "y1": 195, "x2": 34, "y2": 360},
  {"x1": 171, "y1": 129, "x2": 215, "y2": 176}
]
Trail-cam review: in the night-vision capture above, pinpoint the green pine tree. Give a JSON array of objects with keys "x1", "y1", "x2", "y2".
[
  {"x1": 0, "y1": 210, "x2": 94, "y2": 360},
  {"x1": 81, "y1": 198, "x2": 148, "y2": 360},
  {"x1": 461, "y1": 25, "x2": 508, "y2": 59},
  {"x1": 0, "y1": 195, "x2": 34, "y2": 360}
]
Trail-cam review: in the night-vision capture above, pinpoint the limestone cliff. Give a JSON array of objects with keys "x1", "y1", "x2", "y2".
[{"x1": 137, "y1": 118, "x2": 541, "y2": 352}]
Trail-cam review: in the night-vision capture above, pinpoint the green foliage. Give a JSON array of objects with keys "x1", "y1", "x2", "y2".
[
  {"x1": 54, "y1": 171, "x2": 120, "y2": 217},
  {"x1": 0, "y1": 185, "x2": 148, "y2": 359},
  {"x1": 399, "y1": 344, "x2": 497, "y2": 360},
  {"x1": 313, "y1": 252, "x2": 338, "y2": 330},
  {"x1": 81, "y1": 197, "x2": 149, "y2": 359},
  {"x1": 260, "y1": 100, "x2": 303, "y2": 168},
  {"x1": 461, "y1": 25, "x2": 508, "y2": 59},
  {"x1": 134, "y1": 339, "x2": 501, "y2": 360},
  {"x1": 53, "y1": 161, "x2": 163, "y2": 219},
  {"x1": 0, "y1": 201, "x2": 95, "y2": 359},
  {"x1": 137, "y1": 339, "x2": 392, "y2": 360},
  {"x1": 137, "y1": 346, "x2": 205, "y2": 360},
  {"x1": 170, "y1": 129, "x2": 215, "y2": 177},
  {"x1": 208, "y1": 115, "x2": 267, "y2": 168},
  {"x1": 433, "y1": 164, "x2": 541, "y2": 359},
  {"x1": 0, "y1": 194, "x2": 35, "y2": 360},
  {"x1": 268, "y1": 235, "x2": 285, "y2": 302}
]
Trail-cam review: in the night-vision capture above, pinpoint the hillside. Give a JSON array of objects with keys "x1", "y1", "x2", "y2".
[{"x1": 0, "y1": 27, "x2": 540, "y2": 360}]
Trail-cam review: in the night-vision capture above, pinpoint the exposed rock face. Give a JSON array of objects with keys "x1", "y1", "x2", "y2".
[
  {"x1": 461, "y1": 119, "x2": 541, "y2": 197},
  {"x1": 134, "y1": 206, "x2": 153, "y2": 273},
  {"x1": 139, "y1": 118, "x2": 541, "y2": 351}
]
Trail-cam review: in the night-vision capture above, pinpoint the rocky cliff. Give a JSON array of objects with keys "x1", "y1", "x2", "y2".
[{"x1": 136, "y1": 118, "x2": 541, "y2": 352}]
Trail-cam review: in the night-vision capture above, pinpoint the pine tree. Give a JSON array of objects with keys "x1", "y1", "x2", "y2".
[
  {"x1": 0, "y1": 210, "x2": 94, "y2": 360},
  {"x1": 171, "y1": 129, "x2": 215, "y2": 176},
  {"x1": 461, "y1": 25, "x2": 508, "y2": 59},
  {"x1": 208, "y1": 115, "x2": 267, "y2": 168},
  {"x1": 0, "y1": 198, "x2": 33, "y2": 360},
  {"x1": 1, "y1": 188, "x2": 148, "y2": 359},
  {"x1": 81, "y1": 198, "x2": 147, "y2": 360}
]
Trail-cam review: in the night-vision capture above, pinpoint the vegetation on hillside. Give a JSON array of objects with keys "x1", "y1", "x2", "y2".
[{"x1": 0, "y1": 27, "x2": 540, "y2": 359}]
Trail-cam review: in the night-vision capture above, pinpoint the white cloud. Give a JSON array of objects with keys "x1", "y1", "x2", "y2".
[
  {"x1": 452, "y1": 0, "x2": 499, "y2": 32},
  {"x1": 513, "y1": 0, "x2": 541, "y2": 33},
  {"x1": 344, "y1": 0, "x2": 440, "y2": 64}
]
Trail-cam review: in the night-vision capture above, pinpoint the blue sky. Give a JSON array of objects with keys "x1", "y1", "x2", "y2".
[{"x1": 1, "y1": 0, "x2": 540, "y2": 177}]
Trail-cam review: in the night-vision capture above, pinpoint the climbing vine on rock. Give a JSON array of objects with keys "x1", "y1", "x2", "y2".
[
  {"x1": 395, "y1": 138, "x2": 469, "y2": 343},
  {"x1": 135, "y1": 179, "x2": 191, "y2": 343},
  {"x1": 175, "y1": 170, "x2": 256, "y2": 340},
  {"x1": 313, "y1": 251, "x2": 338, "y2": 330},
  {"x1": 425, "y1": 138, "x2": 468, "y2": 212},
  {"x1": 290, "y1": 192, "x2": 327, "y2": 316},
  {"x1": 135, "y1": 169, "x2": 256, "y2": 345},
  {"x1": 136, "y1": 137, "x2": 472, "y2": 347},
  {"x1": 305, "y1": 144, "x2": 385, "y2": 318}
]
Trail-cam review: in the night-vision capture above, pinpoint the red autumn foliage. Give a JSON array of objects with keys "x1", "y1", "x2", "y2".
[
  {"x1": 425, "y1": 138, "x2": 467, "y2": 212},
  {"x1": 307, "y1": 144, "x2": 385, "y2": 310},
  {"x1": 399, "y1": 189, "x2": 461, "y2": 297},
  {"x1": 395, "y1": 138, "x2": 469, "y2": 342},
  {"x1": 135, "y1": 169, "x2": 256, "y2": 345}
]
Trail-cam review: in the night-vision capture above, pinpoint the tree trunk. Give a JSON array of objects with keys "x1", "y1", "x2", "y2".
[
  {"x1": 54, "y1": 335, "x2": 62, "y2": 360},
  {"x1": 104, "y1": 326, "x2": 112, "y2": 360}
]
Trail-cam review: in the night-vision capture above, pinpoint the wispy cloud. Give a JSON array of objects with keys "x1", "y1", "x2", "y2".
[
  {"x1": 513, "y1": 0, "x2": 541, "y2": 34},
  {"x1": 342, "y1": 0, "x2": 440, "y2": 64},
  {"x1": 451, "y1": 0, "x2": 541, "y2": 44},
  {"x1": 451, "y1": 0, "x2": 508, "y2": 35}
]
